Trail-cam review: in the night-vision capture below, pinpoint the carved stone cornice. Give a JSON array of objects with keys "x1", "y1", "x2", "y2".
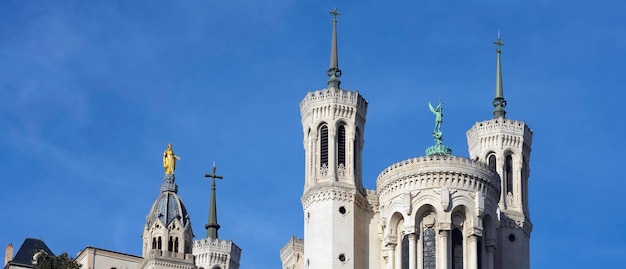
[
  {"x1": 301, "y1": 184, "x2": 357, "y2": 209},
  {"x1": 300, "y1": 88, "x2": 368, "y2": 121},
  {"x1": 376, "y1": 156, "x2": 500, "y2": 206},
  {"x1": 466, "y1": 119, "x2": 533, "y2": 155}
]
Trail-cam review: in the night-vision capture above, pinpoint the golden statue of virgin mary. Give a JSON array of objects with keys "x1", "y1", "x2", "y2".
[{"x1": 163, "y1": 144, "x2": 181, "y2": 174}]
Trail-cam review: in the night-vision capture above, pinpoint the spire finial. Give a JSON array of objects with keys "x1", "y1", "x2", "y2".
[
  {"x1": 492, "y1": 32, "x2": 507, "y2": 119},
  {"x1": 327, "y1": 8, "x2": 342, "y2": 89},
  {"x1": 204, "y1": 162, "x2": 223, "y2": 239}
]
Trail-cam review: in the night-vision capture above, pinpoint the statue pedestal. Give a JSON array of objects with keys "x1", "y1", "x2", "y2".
[
  {"x1": 160, "y1": 174, "x2": 178, "y2": 192},
  {"x1": 426, "y1": 144, "x2": 452, "y2": 156}
]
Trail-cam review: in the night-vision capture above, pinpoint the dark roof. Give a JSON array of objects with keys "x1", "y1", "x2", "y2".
[{"x1": 12, "y1": 238, "x2": 54, "y2": 266}]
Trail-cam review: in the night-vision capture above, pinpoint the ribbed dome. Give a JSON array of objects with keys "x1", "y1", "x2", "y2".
[{"x1": 145, "y1": 174, "x2": 191, "y2": 228}]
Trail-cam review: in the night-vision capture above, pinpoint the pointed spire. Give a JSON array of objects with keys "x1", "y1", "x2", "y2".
[
  {"x1": 204, "y1": 163, "x2": 223, "y2": 239},
  {"x1": 492, "y1": 31, "x2": 507, "y2": 119},
  {"x1": 327, "y1": 8, "x2": 342, "y2": 89}
]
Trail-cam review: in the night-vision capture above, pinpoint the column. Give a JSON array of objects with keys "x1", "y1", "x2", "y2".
[
  {"x1": 439, "y1": 230, "x2": 449, "y2": 269},
  {"x1": 417, "y1": 232, "x2": 423, "y2": 269},
  {"x1": 485, "y1": 245, "x2": 495, "y2": 269},
  {"x1": 387, "y1": 244, "x2": 396, "y2": 269},
  {"x1": 408, "y1": 233, "x2": 417, "y2": 269},
  {"x1": 329, "y1": 126, "x2": 336, "y2": 178},
  {"x1": 467, "y1": 235, "x2": 479, "y2": 269}
]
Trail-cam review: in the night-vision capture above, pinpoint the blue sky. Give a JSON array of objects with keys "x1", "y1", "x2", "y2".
[{"x1": 1, "y1": 0, "x2": 625, "y2": 268}]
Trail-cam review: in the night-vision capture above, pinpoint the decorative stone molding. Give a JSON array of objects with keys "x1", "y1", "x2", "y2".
[
  {"x1": 376, "y1": 156, "x2": 500, "y2": 207},
  {"x1": 320, "y1": 163, "x2": 329, "y2": 177},
  {"x1": 300, "y1": 88, "x2": 368, "y2": 121},
  {"x1": 466, "y1": 119, "x2": 533, "y2": 146},
  {"x1": 337, "y1": 163, "x2": 346, "y2": 177},
  {"x1": 301, "y1": 185, "x2": 356, "y2": 209}
]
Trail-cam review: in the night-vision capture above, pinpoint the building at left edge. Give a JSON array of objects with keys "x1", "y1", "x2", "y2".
[{"x1": 3, "y1": 147, "x2": 242, "y2": 269}]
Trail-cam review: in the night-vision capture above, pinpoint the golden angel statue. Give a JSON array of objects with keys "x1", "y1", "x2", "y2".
[{"x1": 163, "y1": 144, "x2": 181, "y2": 174}]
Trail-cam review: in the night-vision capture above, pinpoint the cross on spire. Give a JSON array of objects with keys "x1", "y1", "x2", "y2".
[
  {"x1": 204, "y1": 162, "x2": 223, "y2": 239},
  {"x1": 327, "y1": 8, "x2": 342, "y2": 88},
  {"x1": 494, "y1": 31, "x2": 504, "y2": 52},
  {"x1": 329, "y1": 8, "x2": 341, "y2": 22},
  {"x1": 492, "y1": 32, "x2": 507, "y2": 119}
]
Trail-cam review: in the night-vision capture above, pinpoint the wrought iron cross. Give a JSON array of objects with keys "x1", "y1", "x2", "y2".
[
  {"x1": 204, "y1": 162, "x2": 223, "y2": 188},
  {"x1": 329, "y1": 8, "x2": 341, "y2": 22},
  {"x1": 493, "y1": 31, "x2": 504, "y2": 52}
]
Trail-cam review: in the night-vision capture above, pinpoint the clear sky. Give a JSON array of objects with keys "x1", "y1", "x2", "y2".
[{"x1": 1, "y1": 1, "x2": 625, "y2": 268}]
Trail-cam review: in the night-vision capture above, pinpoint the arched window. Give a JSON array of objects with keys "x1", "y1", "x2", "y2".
[
  {"x1": 423, "y1": 227, "x2": 436, "y2": 269},
  {"x1": 452, "y1": 228, "x2": 463, "y2": 269},
  {"x1": 337, "y1": 125, "x2": 346, "y2": 167},
  {"x1": 320, "y1": 125, "x2": 329, "y2": 169},
  {"x1": 168, "y1": 236, "x2": 173, "y2": 251},
  {"x1": 157, "y1": 237, "x2": 162, "y2": 250},
  {"x1": 505, "y1": 154, "x2": 513, "y2": 194},
  {"x1": 488, "y1": 154, "x2": 496, "y2": 172},
  {"x1": 151, "y1": 238, "x2": 156, "y2": 249},
  {"x1": 174, "y1": 237, "x2": 179, "y2": 253},
  {"x1": 401, "y1": 235, "x2": 409, "y2": 269}
]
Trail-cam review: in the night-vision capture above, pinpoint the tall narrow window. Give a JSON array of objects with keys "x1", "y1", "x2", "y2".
[
  {"x1": 158, "y1": 237, "x2": 162, "y2": 250},
  {"x1": 320, "y1": 125, "x2": 329, "y2": 169},
  {"x1": 152, "y1": 238, "x2": 156, "y2": 249},
  {"x1": 168, "y1": 236, "x2": 173, "y2": 251},
  {"x1": 505, "y1": 155, "x2": 513, "y2": 194},
  {"x1": 452, "y1": 228, "x2": 463, "y2": 269},
  {"x1": 174, "y1": 237, "x2": 179, "y2": 253},
  {"x1": 401, "y1": 235, "x2": 409, "y2": 269},
  {"x1": 488, "y1": 155, "x2": 496, "y2": 172},
  {"x1": 337, "y1": 125, "x2": 346, "y2": 167},
  {"x1": 423, "y1": 228, "x2": 436, "y2": 269}
]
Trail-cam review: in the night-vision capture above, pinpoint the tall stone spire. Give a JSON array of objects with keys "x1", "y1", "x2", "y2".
[
  {"x1": 492, "y1": 32, "x2": 507, "y2": 119},
  {"x1": 204, "y1": 164, "x2": 223, "y2": 239},
  {"x1": 327, "y1": 8, "x2": 342, "y2": 89}
]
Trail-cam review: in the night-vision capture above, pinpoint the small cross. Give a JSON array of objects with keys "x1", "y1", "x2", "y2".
[
  {"x1": 493, "y1": 31, "x2": 504, "y2": 52},
  {"x1": 329, "y1": 8, "x2": 341, "y2": 22},
  {"x1": 204, "y1": 162, "x2": 223, "y2": 188}
]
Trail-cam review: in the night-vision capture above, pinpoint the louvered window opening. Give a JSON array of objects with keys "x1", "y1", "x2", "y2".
[
  {"x1": 505, "y1": 155, "x2": 513, "y2": 194},
  {"x1": 488, "y1": 155, "x2": 496, "y2": 172},
  {"x1": 320, "y1": 126, "x2": 329, "y2": 167},
  {"x1": 338, "y1": 125, "x2": 346, "y2": 166}
]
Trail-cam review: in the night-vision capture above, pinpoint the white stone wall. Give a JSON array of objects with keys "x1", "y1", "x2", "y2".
[
  {"x1": 75, "y1": 247, "x2": 142, "y2": 269},
  {"x1": 193, "y1": 238, "x2": 241, "y2": 269}
]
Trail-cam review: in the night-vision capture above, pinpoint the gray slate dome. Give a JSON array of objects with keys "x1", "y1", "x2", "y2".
[{"x1": 145, "y1": 174, "x2": 191, "y2": 228}]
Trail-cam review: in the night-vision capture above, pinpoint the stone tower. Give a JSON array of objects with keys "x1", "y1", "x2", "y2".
[
  {"x1": 193, "y1": 165, "x2": 242, "y2": 269},
  {"x1": 141, "y1": 167, "x2": 196, "y2": 269},
  {"x1": 466, "y1": 35, "x2": 533, "y2": 269},
  {"x1": 299, "y1": 9, "x2": 372, "y2": 269}
]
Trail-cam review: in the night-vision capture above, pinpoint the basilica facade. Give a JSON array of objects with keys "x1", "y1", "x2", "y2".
[{"x1": 280, "y1": 11, "x2": 533, "y2": 269}]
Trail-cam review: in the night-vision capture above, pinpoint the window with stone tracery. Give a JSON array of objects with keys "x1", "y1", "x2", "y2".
[{"x1": 423, "y1": 227, "x2": 436, "y2": 269}]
